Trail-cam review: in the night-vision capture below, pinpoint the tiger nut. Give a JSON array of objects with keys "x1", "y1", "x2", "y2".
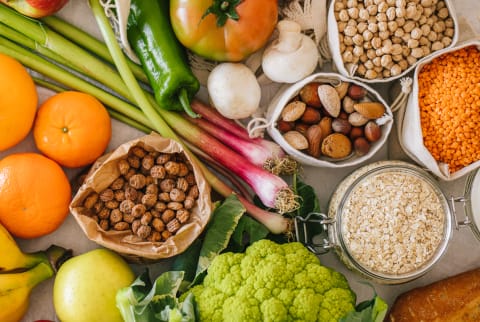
[
  {"x1": 283, "y1": 130, "x2": 309, "y2": 150},
  {"x1": 281, "y1": 100, "x2": 306, "y2": 122},
  {"x1": 299, "y1": 82, "x2": 322, "y2": 108},
  {"x1": 321, "y1": 133, "x2": 352, "y2": 159}
]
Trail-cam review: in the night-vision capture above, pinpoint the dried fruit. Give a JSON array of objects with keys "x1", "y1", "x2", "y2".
[
  {"x1": 317, "y1": 84, "x2": 341, "y2": 117},
  {"x1": 283, "y1": 130, "x2": 309, "y2": 150},
  {"x1": 321, "y1": 133, "x2": 352, "y2": 159},
  {"x1": 281, "y1": 100, "x2": 306, "y2": 122},
  {"x1": 353, "y1": 102, "x2": 386, "y2": 119}
]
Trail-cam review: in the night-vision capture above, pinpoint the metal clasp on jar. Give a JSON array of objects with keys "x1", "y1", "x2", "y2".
[
  {"x1": 449, "y1": 195, "x2": 473, "y2": 229},
  {"x1": 294, "y1": 212, "x2": 336, "y2": 255}
]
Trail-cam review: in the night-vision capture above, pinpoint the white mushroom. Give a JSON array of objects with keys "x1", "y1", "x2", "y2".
[
  {"x1": 261, "y1": 20, "x2": 319, "y2": 83},
  {"x1": 207, "y1": 63, "x2": 261, "y2": 120}
]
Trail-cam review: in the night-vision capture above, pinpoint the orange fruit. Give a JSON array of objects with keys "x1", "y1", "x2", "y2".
[
  {"x1": 0, "y1": 53, "x2": 38, "y2": 151},
  {"x1": 0, "y1": 153, "x2": 72, "y2": 239},
  {"x1": 33, "y1": 91, "x2": 112, "y2": 168}
]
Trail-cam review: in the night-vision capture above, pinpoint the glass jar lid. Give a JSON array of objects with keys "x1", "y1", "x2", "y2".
[{"x1": 465, "y1": 169, "x2": 480, "y2": 240}]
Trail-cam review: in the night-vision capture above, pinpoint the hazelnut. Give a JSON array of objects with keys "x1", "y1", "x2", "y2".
[
  {"x1": 347, "y1": 84, "x2": 367, "y2": 100},
  {"x1": 301, "y1": 107, "x2": 322, "y2": 124},
  {"x1": 299, "y1": 82, "x2": 322, "y2": 108},
  {"x1": 353, "y1": 137, "x2": 371, "y2": 156},
  {"x1": 364, "y1": 121, "x2": 382, "y2": 142},
  {"x1": 332, "y1": 118, "x2": 352, "y2": 135}
]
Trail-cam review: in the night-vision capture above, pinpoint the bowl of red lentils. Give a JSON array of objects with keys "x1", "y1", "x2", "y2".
[
  {"x1": 70, "y1": 133, "x2": 213, "y2": 262},
  {"x1": 400, "y1": 40, "x2": 480, "y2": 180}
]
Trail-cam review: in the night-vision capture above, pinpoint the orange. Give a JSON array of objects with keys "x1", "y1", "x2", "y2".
[
  {"x1": 0, "y1": 153, "x2": 72, "y2": 239},
  {"x1": 0, "y1": 53, "x2": 38, "y2": 151},
  {"x1": 33, "y1": 91, "x2": 112, "y2": 168}
]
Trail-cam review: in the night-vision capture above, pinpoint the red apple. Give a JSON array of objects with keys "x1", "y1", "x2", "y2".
[{"x1": 0, "y1": 0, "x2": 69, "y2": 18}]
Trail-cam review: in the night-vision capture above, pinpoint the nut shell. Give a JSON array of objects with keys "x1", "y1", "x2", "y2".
[
  {"x1": 321, "y1": 133, "x2": 352, "y2": 159},
  {"x1": 353, "y1": 102, "x2": 386, "y2": 119},
  {"x1": 283, "y1": 130, "x2": 309, "y2": 150},
  {"x1": 281, "y1": 100, "x2": 306, "y2": 122},
  {"x1": 317, "y1": 84, "x2": 341, "y2": 117}
]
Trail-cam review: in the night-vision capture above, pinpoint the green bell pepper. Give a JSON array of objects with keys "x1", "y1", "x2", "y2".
[{"x1": 127, "y1": 0, "x2": 200, "y2": 118}]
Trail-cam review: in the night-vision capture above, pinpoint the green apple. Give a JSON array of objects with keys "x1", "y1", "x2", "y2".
[{"x1": 53, "y1": 248, "x2": 135, "y2": 322}]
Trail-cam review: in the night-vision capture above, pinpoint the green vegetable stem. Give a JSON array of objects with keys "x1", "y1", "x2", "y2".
[{"x1": 127, "y1": 0, "x2": 200, "y2": 118}]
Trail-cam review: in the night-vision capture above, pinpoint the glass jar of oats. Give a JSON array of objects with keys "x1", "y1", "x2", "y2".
[
  {"x1": 464, "y1": 169, "x2": 480, "y2": 240},
  {"x1": 327, "y1": 160, "x2": 453, "y2": 284}
]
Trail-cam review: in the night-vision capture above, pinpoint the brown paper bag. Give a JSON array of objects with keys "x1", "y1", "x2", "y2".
[{"x1": 70, "y1": 133, "x2": 212, "y2": 262}]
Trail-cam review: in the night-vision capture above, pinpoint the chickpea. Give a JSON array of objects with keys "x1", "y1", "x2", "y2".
[
  {"x1": 437, "y1": 7, "x2": 449, "y2": 19},
  {"x1": 411, "y1": 47, "x2": 424, "y2": 58},
  {"x1": 410, "y1": 27, "x2": 422, "y2": 40},
  {"x1": 353, "y1": 46, "x2": 364, "y2": 57},
  {"x1": 395, "y1": 7, "x2": 406, "y2": 18},
  {"x1": 379, "y1": 30, "x2": 391, "y2": 40},
  {"x1": 348, "y1": 7, "x2": 359, "y2": 19},
  {"x1": 357, "y1": 22, "x2": 368, "y2": 34},
  {"x1": 359, "y1": 8, "x2": 370, "y2": 21},
  {"x1": 407, "y1": 38, "x2": 419, "y2": 48},
  {"x1": 431, "y1": 41, "x2": 444, "y2": 51},
  {"x1": 363, "y1": 29, "x2": 374, "y2": 41},
  {"x1": 371, "y1": 37, "x2": 382, "y2": 49},
  {"x1": 387, "y1": 21, "x2": 398, "y2": 32},
  {"x1": 381, "y1": 54, "x2": 393, "y2": 67},
  {"x1": 366, "y1": 4, "x2": 378, "y2": 15},
  {"x1": 344, "y1": 25, "x2": 357, "y2": 37},
  {"x1": 403, "y1": 20, "x2": 416, "y2": 33},
  {"x1": 365, "y1": 69, "x2": 378, "y2": 79},
  {"x1": 338, "y1": 9, "x2": 350, "y2": 22},
  {"x1": 352, "y1": 33, "x2": 364, "y2": 46},
  {"x1": 390, "y1": 64, "x2": 402, "y2": 76},
  {"x1": 398, "y1": 59, "x2": 409, "y2": 70}
]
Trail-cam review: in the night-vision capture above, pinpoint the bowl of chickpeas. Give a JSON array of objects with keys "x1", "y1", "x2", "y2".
[
  {"x1": 328, "y1": 0, "x2": 458, "y2": 83},
  {"x1": 70, "y1": 133, "x2": 213, "y2": 262}
]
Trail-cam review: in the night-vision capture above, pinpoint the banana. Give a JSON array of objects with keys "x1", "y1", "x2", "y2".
[
  {"x1": 0, "y1": 223, "x2": 47, "y2": 273},
  {"x1": 0, "y1": 261, "x2": 54, "y2": 322}
]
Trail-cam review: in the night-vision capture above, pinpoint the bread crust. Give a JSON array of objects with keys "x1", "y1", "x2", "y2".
[{"x1": 387, "y1": 268, "x2": 480, "y2": 322}]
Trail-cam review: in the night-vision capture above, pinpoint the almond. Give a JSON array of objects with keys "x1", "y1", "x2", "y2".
[
  {"x1": 353, "y1": 102, "x2": 386, "y2": 119},
  {"x1": 318, "y1": 116, "x2": 333, "y2": 138},
  {"x1": 276, "y1": 120, "x2": 295, "y2": 133},
  {"x1": 321, "y1": 133, "x2": 352, "y2": 159},
  {"x1": 305, "y1": 125, "x2": 323, "y2": 158},
  {"x1": 317, "y1": 84, "x2": 341, "y2": 117},
  {"x1": 335, "y1": 81, "x2": 350, "y2": 99},
  {"x1": 283, "y1": 130, "x2": 308, "y2": 150},
  {"x1": 281, "y1": 100, "x2": 306, "y2": 122},
  {"x1": 299, "y1": 82, "x2": 322, "y2": 108}
]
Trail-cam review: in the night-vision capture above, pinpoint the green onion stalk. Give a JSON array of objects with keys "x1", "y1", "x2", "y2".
[{"x1": 0, "y1": 3, "x2": 291, "y2": 234}]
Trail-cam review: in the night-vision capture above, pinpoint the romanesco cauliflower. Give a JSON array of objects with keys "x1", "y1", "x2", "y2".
[{"x1": 184, "y1": 239, "x2": 356, "y2": 321}]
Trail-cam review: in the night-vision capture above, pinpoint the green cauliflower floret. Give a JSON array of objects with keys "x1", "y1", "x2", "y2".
[{"x1": 184, "y1": 239, "x2": 356, "y2": 322}]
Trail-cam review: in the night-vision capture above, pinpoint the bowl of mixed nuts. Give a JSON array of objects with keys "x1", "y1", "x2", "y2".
[
  {"x1": 328, "y1": 0, "x2": 458, "y2": 82},
  {"x1": 70, "y1": 133, "x2": 212, "y2": 262},
  {"x1": 266, "y1": 72, "x2": 393, "y2": 168}
]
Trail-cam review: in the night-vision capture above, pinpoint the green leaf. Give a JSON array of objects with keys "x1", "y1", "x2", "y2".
[
  {"x1": 171, "y1": 238, "x2": 203, "y2": 287},
  {"x1": 339, "y1": 294, "x2": 388, "y2": 322},
  {"x1": 228, "y1": 215, "x2": 269, "y2": 252},
  {"x1": 194, "y1": 195, "x2": 245, "y2": 278}
]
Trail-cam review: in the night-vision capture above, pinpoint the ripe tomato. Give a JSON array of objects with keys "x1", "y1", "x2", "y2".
[{"x1": 170, "y1": 0, "x2": 278, "y2": 62}]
